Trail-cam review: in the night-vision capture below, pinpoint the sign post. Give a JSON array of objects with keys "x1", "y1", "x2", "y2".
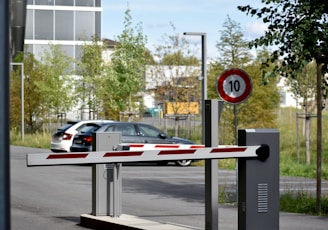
[
  {"x1": 216, "y1": 68, "x2": 252, "y2": 104},
  {"x1": 217, "y1": 68, "x2": 253, "y2": 211},
  {"x1": 216, "y1": 68, "x2": 252, "y2": 141}
]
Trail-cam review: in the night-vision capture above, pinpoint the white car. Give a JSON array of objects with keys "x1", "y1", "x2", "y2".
[{"x1": 50, "y1": 120, "x2": 113, "y2": 152}]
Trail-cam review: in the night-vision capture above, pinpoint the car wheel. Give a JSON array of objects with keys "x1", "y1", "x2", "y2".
[{"x1": 175, "y1": 160, "x2": 192, "y2": 167}]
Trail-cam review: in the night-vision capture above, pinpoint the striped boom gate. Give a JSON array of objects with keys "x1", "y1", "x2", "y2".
[
  {"x1": 26, "y1": 145, "x2": 264, "y2": 166},
  {"x1": 25, "y1": 136, "x2": 277, "y2": 230}
]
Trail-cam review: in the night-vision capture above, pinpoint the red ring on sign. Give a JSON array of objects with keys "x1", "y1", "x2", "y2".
[{"x1": 216, "y1": 68, "x2": 252, "y2": 104}]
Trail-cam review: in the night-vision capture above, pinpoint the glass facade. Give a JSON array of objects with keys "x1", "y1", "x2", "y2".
[
  {"x1": 55, "y1": 11, "x2": 74, "y2": 40},
  {"x1": 29, "y1": 0, "x2": 100, "y2": 6},
  {"x1": 25, "y1": 0, "x2": 102, "y2": 62},
  {"x1": 35, "y1": 10, "x2": 54, "y2": 40}
]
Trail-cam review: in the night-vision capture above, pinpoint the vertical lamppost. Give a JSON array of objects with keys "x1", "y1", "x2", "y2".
[
  {"x1": 183, "y1": 32, "x2": 207, "y2": 144},
  {"x1": 10, "y1": 62, "x2": 25, "y2": 141},
  {"x1": 184, "y1": 32, "x2": 218, "y2": 230}
]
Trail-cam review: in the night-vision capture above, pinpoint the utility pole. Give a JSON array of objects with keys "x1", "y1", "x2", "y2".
[{"x1": 0, "y1": 1, "x2": 11, "y2": 229}]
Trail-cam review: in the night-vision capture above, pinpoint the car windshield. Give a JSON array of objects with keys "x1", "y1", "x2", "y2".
[
  {"x1": 56, "y1": 123, "x2": 74, "y2": 132},
  {"x1": 79, "y1": 124, "x2": 100, "y2": 134},
  {"x1": 104, "y1": 124, "x2": 136, "y2": 136},
  {"x1": 137, "y1": 124, "x2": 165, "y2": 137}
]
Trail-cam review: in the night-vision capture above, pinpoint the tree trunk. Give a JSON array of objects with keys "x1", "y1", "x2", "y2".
[
  {"x1": 175, "y1": 117, "x2": 179, "y2": 137},
  {"x1": 296, "y1": 113, "x2": 300, "y2": 162},
  {"x1": 305, "y1": 115, "x2": 311, "y2": 164},
  {"x1": 187, "y1": 114, "x2": 191, "y2": 139}
]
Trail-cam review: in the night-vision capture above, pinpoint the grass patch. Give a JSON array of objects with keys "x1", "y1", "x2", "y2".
[
  {"x1": 278, "y1": 107, "x2": 328, "y2": 180},
  {"x1": 10, "y1": 131, "x2": 51, "y2": 149},
  {"x1": 280, "y1": 192, "x2": 328, "y2": 216}
]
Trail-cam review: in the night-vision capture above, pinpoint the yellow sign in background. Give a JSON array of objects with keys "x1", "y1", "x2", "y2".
[{"x1": 165, "y1": 102, "x2": 199, "y2": 115}]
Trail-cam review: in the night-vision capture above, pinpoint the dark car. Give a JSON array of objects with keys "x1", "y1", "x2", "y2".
[
  {"x1": 71, "y1": 122, "x2": 197, "y2": 166},
  {"x1": 69, "y1": 122, "x2": 113, "y2": 152},
  {"x1": 98, "y1": 122, "x2": 197, "y2": 166}
]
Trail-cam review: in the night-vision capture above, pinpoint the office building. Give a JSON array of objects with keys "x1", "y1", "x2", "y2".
[{"x1": 25, "y1": 0, "x2": 102, "y2": 62}]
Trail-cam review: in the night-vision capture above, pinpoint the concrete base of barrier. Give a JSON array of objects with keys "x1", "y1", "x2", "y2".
[{"x1": 80, "y1": 213, "x2": 193, "y2": 230}]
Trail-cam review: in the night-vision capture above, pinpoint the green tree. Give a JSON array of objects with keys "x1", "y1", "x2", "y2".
[
  {"x1": 162, "y1": 51, "x2": 199, "y2": 66},
  {"x1": 10, "y1": 68, "x2": 21, "y2": 130},
  {"x1": 77, "y1": 36, "x2": 107, "y2": 120},
  {"x1": 144, "y1": 48, "x2": 156, "y2": 65},
  {"x1": 239, "y1": 50, "x2": 280, "y2": 129},
  {"x1": 212, "y1": 16, "x2": 279, "y2": 144},
  {"x1": 207, "y1": 62, "x2": 225, "y2": 99},
  {"x1": 151, "y1": 24, "x2": 201, "y2": 136},
  {"x1": 285, "y1": 61, "x2": 316, "y2": 164},
  {"x1": 13, "y1": 44, "x2": 99, "y2": 133},
  {"x1": 36, "y1": 44, "x2": 74, "y2": 125},
  {"x1": 110, "y1": 8, "x2": 148, "y2": 120},
  {"x1": 152, "y1": 24, "x2": 201, "y2": 108},
  {"x1": 10, "y1": 52, "x2": 29, "y2": 132},
  {"x1": 216, "y1": 15, "x2": 252, "y2": 68},
  {"x1": 238, "y1": 1, "x2": 328, "y2": 78},
  {"x1": 10, "y1": 52, "x2": 48, "y2": 133}
]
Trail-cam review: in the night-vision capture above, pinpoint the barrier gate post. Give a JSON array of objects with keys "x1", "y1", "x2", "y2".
[
  {"x1": 204, "y1": 99, "x2": 224, "y2": 230},
  {"x1": 91, "y1": 132, "x2": 122, "y2": 217},
  {"x1": 238, "y1": 129, "x2": 279, "y2": 230}
]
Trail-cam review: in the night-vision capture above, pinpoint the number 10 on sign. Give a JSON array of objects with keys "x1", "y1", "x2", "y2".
[{"x1": 216, "y1": 68, "x2": 252, "y2": 104}]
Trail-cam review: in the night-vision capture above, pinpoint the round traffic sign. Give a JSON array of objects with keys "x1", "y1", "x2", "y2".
[{"x1": 216, "y1": 68, "x2": 252, "y2": 104}]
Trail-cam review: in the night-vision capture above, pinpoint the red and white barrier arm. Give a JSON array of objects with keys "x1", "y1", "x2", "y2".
[
  {"x1": 26, "y1": 145, "x2": 268, "y2": 167},
  {"x1": 128, "y1": 143, "x2": 205, "y2": 150}
]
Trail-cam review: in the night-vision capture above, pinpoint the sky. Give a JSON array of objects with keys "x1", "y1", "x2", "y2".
[{"x1": 101, "y1": 0, "x2": 267, "y2": 59}]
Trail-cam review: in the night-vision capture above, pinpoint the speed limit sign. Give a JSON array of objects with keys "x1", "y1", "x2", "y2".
[{"x1": 216, "y1": 68, "x2": 252, "y2": 104}]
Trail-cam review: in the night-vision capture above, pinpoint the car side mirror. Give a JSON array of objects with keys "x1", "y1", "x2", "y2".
[{"x1": 158, "y1": 133, "x2": 167, "y2": 139}]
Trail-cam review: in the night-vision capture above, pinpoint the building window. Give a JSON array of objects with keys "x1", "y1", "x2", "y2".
[
  {"x1": 75, "y1": 11, "x2": 94, "y2": 40},
  {"x1": 55, "y1": 0, "x2": 74, "y2": 6},
  {"x1": 34, "y1": 44, "x2": 51, "y2": 60},
  {"x1": 26, "y1": 9, "x2": 34, "y2": 39},
  {"x1": 95, "y1": 11, "x2": 101, "y2": 38},
  {"x1": 25, "y1": 44, "x2": 33, "y2": 54},
  {"x1": 75, "y1": 0, "x2": 94, "y2": 7},
  {"x1": 95, "y1": 0, "x2": 101, "y2": 7},
  {"x1": 35, "y1": 0, "x2": 54, "y2": 5},
  {"x1": 75, "y1": 45, "x2": 83, "y2": 60},
  {"x1": 60, "y1": 45, "x2": 75, "y2": 72},
  {"x1": 55, "y1": 11, "x2": 74, "y2": 40},
  {"x1": 35, "y1": 10, "x2": 54, "y2": 40}
]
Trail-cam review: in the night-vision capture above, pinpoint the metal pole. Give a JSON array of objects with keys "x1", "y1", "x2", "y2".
[
  {"x1": 21, "y1": 63, "x2": 24, "y2": 140},
  {"x1": 0, "y1": 1, "x2": 11, "y2": 229},
  {"x1": 183, "y1": 32, "x2": 207, "y2": 143},
  {"x1": 10, "y1": 62, "x2": 25, "y2": 141},
  {"x1": 204, "y1": 100, "x2": 218, "y2": 230},
  {"x1": 202, "y1": 34, "x2": 207, "y2": 142},
  {"x1": 316, "y1": 61, "x2": 323, "y2": 214},
  {"x1": 184, "y1": 32, "x2": 219, "y2": 229}
]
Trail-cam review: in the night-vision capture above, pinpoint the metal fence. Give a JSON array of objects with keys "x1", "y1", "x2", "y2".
[{"x1": 120, "y1": 112, "x2": 202, "y2": 140}]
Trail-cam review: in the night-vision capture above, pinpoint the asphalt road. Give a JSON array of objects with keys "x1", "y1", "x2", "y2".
[{"x1": 11, "y1": 146, "x2": 328, "y2": 230}]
